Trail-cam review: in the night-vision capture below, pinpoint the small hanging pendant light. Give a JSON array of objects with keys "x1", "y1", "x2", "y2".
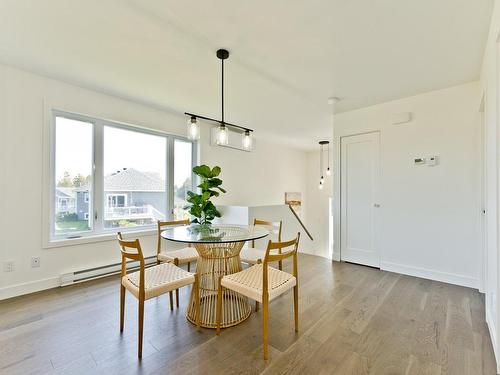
[
  {"x1": 242, "y1": 130, "x2": 253, "y2": 151},
  {"x1": 326, "y1": 141, "x2": 331, "y2": 176},
  {"x1": 217, "y1": 124, "x2": 229, "y2": 145},
  {"x1": 187, "y1": 116, "x2": 200, "y2": 141},
  {"x1": 319, "y1": 141, "x2": 329, "y2": 190}
]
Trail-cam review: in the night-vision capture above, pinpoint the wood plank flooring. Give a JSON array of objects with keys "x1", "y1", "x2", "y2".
[{"x1": 0, "y1": 254, "x2": 496, "y2": 374}]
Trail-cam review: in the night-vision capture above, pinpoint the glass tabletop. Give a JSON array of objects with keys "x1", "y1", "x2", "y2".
[{"x1": 160, "y1": 224, "x2": 269, "y2": 244}]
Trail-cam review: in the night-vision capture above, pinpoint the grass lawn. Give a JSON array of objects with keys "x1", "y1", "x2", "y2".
[{"x1": 55, "y1": 220, "x2": 90, "y2": 233}]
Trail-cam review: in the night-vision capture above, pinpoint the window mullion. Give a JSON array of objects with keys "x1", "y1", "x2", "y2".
[
  {"x1": 167, "y1": 136, "x2": 174, "y2": 220},
  {"x1": 93, "y1": 122, "x2": 104, "y2": 233}
]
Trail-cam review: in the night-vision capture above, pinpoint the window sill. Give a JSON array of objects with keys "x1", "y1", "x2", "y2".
[{"x1": 43, "y1": 228, "x2": 157, "y2": 249}]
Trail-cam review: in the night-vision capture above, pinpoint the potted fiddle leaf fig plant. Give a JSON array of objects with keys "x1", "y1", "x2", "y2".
[{"x1": 185, "y1": 165, "x2": 226, "y2": 226}]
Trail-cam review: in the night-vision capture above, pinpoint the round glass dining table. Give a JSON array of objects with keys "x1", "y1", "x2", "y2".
[{"x1": 161, "y1": 224, "x2": 269, "y2": 329}]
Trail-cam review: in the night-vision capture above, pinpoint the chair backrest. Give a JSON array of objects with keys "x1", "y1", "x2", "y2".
[
  {"x1": 262, "y1": 232, "x2": 301, "y2": 296},
  {"x1": 117, "y1": 232, "x2": 145, "y2": 295},
  {"x1": 252, "y1": 219, "x2": 282, "y2": 248},
  {"x1": 157, "y1": 219, "x2": 191, "y2": 255}
]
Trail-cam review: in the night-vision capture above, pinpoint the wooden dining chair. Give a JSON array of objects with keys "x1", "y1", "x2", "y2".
[
  {"x1": 157, "y1": 219, "x2": 199, "y2": 310},
  {"x1": 216, "y1": 233, "x2": 300, "y2": 360},
  {"x1": 240, "y1": 219, "x2": 284, "y2": 270},
  {"x1": 118, "y1": 233, "x2": 200, "y2": 359}
]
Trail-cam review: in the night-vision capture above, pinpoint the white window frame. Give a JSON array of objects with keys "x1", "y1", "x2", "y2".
[
  {"x1": 84, "y1": 192, "x2": 89, "y2": 203},
  {"x1": 48, "y1": 109, "x2": 197, "y2": 244}
]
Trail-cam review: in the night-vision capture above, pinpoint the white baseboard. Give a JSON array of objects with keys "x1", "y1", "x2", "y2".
[
  {"x1": 332, "y1": 251, "x2": 341, "y2": 262},
  {"x1": 486, "y1": 306, "x2": 500, "y2": 374},
  {"x1": 0, "y1": 276, "x2": 61, "y2": 301},
  {"x1": 380, "y1": 261, "x2": 478, "y2": 289}
]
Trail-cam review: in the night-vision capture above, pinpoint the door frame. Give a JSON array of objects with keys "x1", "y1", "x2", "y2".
[
  {"x1": 479, "y1": 93, "x2": 486, "y2": 293},
  {"x1": 339, "y1": 130, "x2": 381, "y2": 268}
]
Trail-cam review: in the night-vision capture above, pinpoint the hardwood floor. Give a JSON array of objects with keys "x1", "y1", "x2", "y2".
[{"x1": 0, "y1": 254, "x2": 496, "y2": 374}]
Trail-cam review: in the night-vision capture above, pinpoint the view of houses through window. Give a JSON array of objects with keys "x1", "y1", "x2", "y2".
[{"x1": 53, "y1": 114, "x2": 195, "y2": 239}]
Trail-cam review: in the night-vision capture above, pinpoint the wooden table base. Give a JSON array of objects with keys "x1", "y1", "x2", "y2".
[{"x1": 186, "y1": 241, "x2": 251, "y2": 329}]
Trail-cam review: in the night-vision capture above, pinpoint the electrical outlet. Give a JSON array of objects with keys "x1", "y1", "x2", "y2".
[
  {"x1": 31, "y1": 257, "x2": 41, "y2": 268},
  {"x1": 3, "y1": 261, "x2": 14, "y2": 272}
]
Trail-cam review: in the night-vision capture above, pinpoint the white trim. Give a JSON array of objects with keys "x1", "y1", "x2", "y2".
[
  {"x1": 486, "y1": 306, "x2": 499, "y2": 373},
  {"x1": 42, "y1": 227, "x2": 157, "y2": 249},
  {"x1": 380, "y1": 261, "x2": 478, "y2": 289},
  {"x1": 0, "y1": 277, "x2": 61, "y2": 301},
  {"x1": 332, "y1": 251, "x2": 341, "y2": 261}
]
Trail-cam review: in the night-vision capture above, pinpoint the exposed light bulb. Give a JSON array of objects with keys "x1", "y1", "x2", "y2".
[
  {"x1": 326, "y1": 167, "x2": 331, "y2": 176},
  {"x1": 242, "y1": 130, "x2": 253, "y2": 151},
  {"x1": 217, "y1": 124, "x2": 229, "y2": 145},
  {"x1": 187, "y1": 117, "x2": 200, "y2": 141}
]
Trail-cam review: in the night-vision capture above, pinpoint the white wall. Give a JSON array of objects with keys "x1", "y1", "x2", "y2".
[
  {"x1": 480, "y1": 0, "x2": 500, "y2": 369},
  {"x1": 201, "y1": 132, "x2": 307, "y2": 207},
  {"x1": 0, "y1": 63, "x2": 308, "y2": 300},
  {"x1": 332, "y1": 82, "x2": 481, "y2": 289},
  {"x1": 304, "y1": 151, "x2": 332, "y2": 259}
]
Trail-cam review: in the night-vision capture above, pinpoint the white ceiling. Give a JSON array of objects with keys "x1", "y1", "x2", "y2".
[{"x1": 0, "y1": 0, "x2": 492, "y2": 150}]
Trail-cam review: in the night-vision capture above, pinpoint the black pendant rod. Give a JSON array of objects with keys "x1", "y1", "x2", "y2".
[{"x1": 221, "y1": 56, "x2": 224, "y2": 125}]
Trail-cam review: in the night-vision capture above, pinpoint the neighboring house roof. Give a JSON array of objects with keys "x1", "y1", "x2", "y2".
[
  {"x1": 56, "y1": 187, "x2": 76, "y2": 199},
  {"x1": 104, "y1": 168, "x2": 165, "y2": 191}
]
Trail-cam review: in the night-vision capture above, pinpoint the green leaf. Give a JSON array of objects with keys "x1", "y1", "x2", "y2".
[
  {"x1": 211, "y1": 166, "x2": 221, "y2": 177},
  {"x1": 193, "y1": 165, "x2": 211, "y2": 178}
]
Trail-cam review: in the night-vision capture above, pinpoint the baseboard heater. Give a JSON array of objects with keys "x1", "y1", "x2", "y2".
[{"x1": 60, "y1": 256, "x2": 158, "y2": 286}]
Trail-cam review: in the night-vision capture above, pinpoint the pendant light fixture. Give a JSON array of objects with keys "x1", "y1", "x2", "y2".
[
  {"x1": 325, "y1": 96, "x2": 340, "y2": 177},
  {"x1": 187, "y1": 116, "x2": 200, "y2": 141},
  {"x1": 185, "y1": 49, "x2": 254, "y2": 150},
  {"x1": 242, "y1": 130, "x2": 253, "y2": 151},
  {"x1": 319, "y1": 141, "x2": 329, "y2": 190},
  {"x1": 325, "y1": 141, "x2": 331, "y2": 176}
]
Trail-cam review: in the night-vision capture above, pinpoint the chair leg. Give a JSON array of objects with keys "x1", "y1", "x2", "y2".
[
  {"x1": 138, "y1": 298, "x2": 145, "y2": 359},
  {"x1": 174, "y1": 258, "x2": 180, "y2": 308},
  {"x1": 263, "y1": 296, "x2": 269, "y2": 360},
  {"x1": 278, "y1": 260, "x2": 283, "y2": 271},
  {"x1": 169, "y1": 291, "x2": 174, "y2": 311},
  {"x1": 194, "y1": 274, "x2": 201, "y2": 328},
  {"x1": 255, "y1": 260, "x2": 261, "y2": 312},
  {"x1": 120, "y1": 285, "x2": 125, "y2": 332},
  {"x1": 216, "y1": 276, "x2": 223, "y2": 335},
  {"x1": 293, "y1": 285, "x2": 299, "y2": 332},
  {"x1": 187, "y1": 262, "x2": 191, "y2": 272}
]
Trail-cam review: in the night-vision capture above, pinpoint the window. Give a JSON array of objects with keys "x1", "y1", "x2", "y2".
[
  {"x1": 54, "y1": 117, "x2": 93, "y2": 236},
  {"x1": 173, "y1": 139, "x2": 193, "y2": 220},
  {"x1": 51, "y1": 111, "x2": 196, "y2": 240},
  {"x1": 107, "y1": 194, "x2": 127, "y2": 208}
]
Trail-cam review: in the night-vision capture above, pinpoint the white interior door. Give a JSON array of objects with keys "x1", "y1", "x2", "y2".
[{"x1": 340, "y1": 132, "x2": 380, "y2": 267}]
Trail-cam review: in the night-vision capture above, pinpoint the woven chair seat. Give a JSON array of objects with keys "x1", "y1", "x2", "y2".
[
  {"x1": 158, "y1": 247, "x2": 198, "y2": 264},
  {"x1": 122, "y1": 262, "x2": 195, "y2": 300},
  {"x1": 221, "y1": 264, "x2": 296, "y2": 303}
]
